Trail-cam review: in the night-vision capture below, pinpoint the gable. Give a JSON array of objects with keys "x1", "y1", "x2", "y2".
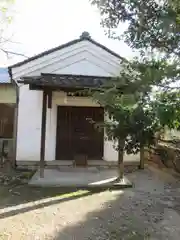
[{"x1": 10, "y1": 33, "x2": 123, "y2": 80}]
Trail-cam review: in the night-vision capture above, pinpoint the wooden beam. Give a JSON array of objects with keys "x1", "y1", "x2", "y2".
[
  {"x1": 29, "y1": 84, "x2": 43, "y2": 91},
  {"x1": 28, "y1": 84, "x2": 95, "y2": 93},
  {"x1": 40, "y1": 90, "x2": 47, "y2": 178},
  {"x1": 47, "y1": 91, "x2": 52, "y2": 109}
]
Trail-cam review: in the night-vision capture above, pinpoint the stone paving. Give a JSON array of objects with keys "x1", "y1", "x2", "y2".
[{"x1": 0, "y1": 166, "x2": 180, "y2": 239}]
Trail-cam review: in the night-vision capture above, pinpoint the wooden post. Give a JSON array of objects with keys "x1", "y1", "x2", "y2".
[
  {"x1": 40, "y1": 90, "x2": 47, "y2": 178},
  {"x1": 48, "y1": 90, "x2": 52, "y2": 109}
]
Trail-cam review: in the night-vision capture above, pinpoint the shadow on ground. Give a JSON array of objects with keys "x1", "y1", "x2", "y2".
[
  {"x1": 52, "y1": 192, "x2": 152, "y2": 239},
  {"x1": 0, "y1": 185, "x2": 101, "y2": 219},
  {"x1": 52, "y1": 169, "x2": 180, "y2": 240},
  {"x1": 0, "y1": 168, "x2": 180, "y2": 239}
]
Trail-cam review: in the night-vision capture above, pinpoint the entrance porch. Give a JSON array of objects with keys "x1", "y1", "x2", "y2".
[
  {"x1": 18, "y1": 73, "x2": 111, "y2": 171},
  {"x1": 29, "y1": 167, "x2": 133, "y2": 188},
  {"x1": 17, "y1": 73, "x2": 140, "y2": 175}
]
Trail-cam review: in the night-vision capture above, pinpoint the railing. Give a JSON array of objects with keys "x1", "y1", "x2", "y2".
[{"x1": 0, "y1": 138, "x2": 13, "y2": 166}]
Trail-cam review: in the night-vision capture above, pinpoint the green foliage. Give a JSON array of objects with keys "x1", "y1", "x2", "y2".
[
  {"x1": 152, "y1": 90, "x2": 180, "y2": 130},
  {"x1": 125, "y1": 106, "x2": 160, "y2": 154},
  {"x1": 91, "y1": 74, "x2": 160, "y2": 155},
  {"x1": 91, "y1": 60, "x2": 180, "y2": 155},
  {"x1": 131, "y1": 57, "x2": 180, "y2": 89},
  {"x1": 91, "y1": 0, "x2": 180, "y2": 56},
  {"x1": 90, "y1": 0, "x2": 180, "y2": 163}
]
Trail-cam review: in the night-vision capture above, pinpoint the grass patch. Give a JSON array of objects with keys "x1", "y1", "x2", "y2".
[
  {"x1": 53, "y1": 189, "x2": 89, "y2": 199},
  {"x1": 0, "y1": 184, "x2": 93, "y2": 210}
]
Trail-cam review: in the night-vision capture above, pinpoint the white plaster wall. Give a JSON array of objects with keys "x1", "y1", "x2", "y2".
[
  {"x1": 16, "y1": 85, "x2": 42, "y2": 161},
  {"x1": 16, "y1": 88, "x2": 139, "y2": 162},
  {"x1": 104, "y1": 140, "x2": 139, "y2": 162}
]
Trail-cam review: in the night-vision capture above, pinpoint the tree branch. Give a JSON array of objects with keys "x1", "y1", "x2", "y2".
[{"x1": 0, "y1": 48, "x2": 28, "y2": 58}]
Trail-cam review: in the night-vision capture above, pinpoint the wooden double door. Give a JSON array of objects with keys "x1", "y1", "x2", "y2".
[{"x1": 56, "y1": 106, "x2": 104, "y2": 160}]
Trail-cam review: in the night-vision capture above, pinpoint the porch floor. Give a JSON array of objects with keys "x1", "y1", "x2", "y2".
[{"x1": 28, "y1": 168, "x2": 132, "y2": 189}]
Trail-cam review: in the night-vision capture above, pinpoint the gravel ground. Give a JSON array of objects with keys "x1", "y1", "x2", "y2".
[{"x1": 0, "y1": 166, "x2": 180, "y2": 239}]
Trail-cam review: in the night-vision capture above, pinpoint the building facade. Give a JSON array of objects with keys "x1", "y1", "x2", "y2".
[{"x1": 9, "y1": 33, "x2": 139, "y2": 167}]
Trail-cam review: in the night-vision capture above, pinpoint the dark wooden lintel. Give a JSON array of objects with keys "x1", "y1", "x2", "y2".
[
  {"x1": 28, "y1": 84, "x2": 94, "y2": 92},
  {"x1": 29, "y1": 84, "x2": 43, "y2": 90}
]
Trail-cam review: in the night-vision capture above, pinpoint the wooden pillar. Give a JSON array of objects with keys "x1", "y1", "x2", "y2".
[
  {"x1": 47, "y1": 90, "x2": 52, "y2": 109},
  {"x1": 40, "y1": 90, "x2": 47, "y2": 178}
]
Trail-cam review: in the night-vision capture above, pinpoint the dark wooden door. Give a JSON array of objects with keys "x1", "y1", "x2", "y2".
[{"x1": 56, "y1": 106, "x2": 104, "y2": 160}]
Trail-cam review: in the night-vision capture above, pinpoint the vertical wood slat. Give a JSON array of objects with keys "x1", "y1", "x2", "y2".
[
  {"x1": 0, "y1": 104, "x2": 14, "y2": 138},
  {"x1": 40, "y1": 90, "x2": 47, "y2": 177},
  {"x1": 56, "y1": 106, "x2": 104, "y2": 160}
]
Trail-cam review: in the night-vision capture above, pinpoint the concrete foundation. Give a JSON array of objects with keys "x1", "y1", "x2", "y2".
[
  {"x1": 17, "y1": 160, "x2": 139, "y2": 170},
  {"x1": 29, "y1": 168, "x2": 133, "y2": 189}
]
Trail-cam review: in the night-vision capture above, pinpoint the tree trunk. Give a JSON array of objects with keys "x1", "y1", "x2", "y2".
[
  {"x1": 117, "y1": 138, "x2": 125, "y2": 181},
  {"x1": 139, "y1": 146, "x2": 145, "y2": 169},
  {"x1": 40, "y1": 166, "x2": 44, "y2": 178}
]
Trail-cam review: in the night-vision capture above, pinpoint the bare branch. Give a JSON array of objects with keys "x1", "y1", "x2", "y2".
[{"x1": 0, "y1": 48, "x2": 29, "y2": 58}]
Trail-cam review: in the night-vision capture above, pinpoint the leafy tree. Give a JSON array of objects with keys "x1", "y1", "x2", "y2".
[
  {"x1": 91, "y1": 0, "x2": 180, "y2": 57},
  {"x1": 89, "y1": 0, "x2": 180, "y2": 177},
  {"x1": 91, "y1": 63, "x2": 160, "y2": 179},
  {"x1": 91, "y1": 63, "x2": 180, "y2": 179},
  {"x1": 90, "y1": 56, "x2": 180, "y2": 178},
  {"x1": 152, "y1": 90, "x2": 180, "y2": 131},
  {"x1": 90, "y1": 0, "x2": 180, "y2": 89}
]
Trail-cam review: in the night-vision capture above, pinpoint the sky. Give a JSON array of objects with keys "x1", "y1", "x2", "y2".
[{"x1": 0, "y1": 0, "x2": 133, "y2": 67}]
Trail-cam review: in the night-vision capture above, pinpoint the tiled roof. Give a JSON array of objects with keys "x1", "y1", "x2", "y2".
[
  {"x1": 0, "y1": 68, "x2": 10, "y2": 83},
  {"x1": 20, "y1": 73, "x2": 111, "y2": 89},
  {"x1": 9, "y1": 32, "x2": 124, "y2": 69}
]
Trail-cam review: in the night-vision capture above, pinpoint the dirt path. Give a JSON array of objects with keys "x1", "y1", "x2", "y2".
[{"x1": 0, "y1": 167, "x2": 180, "y2": 239}]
